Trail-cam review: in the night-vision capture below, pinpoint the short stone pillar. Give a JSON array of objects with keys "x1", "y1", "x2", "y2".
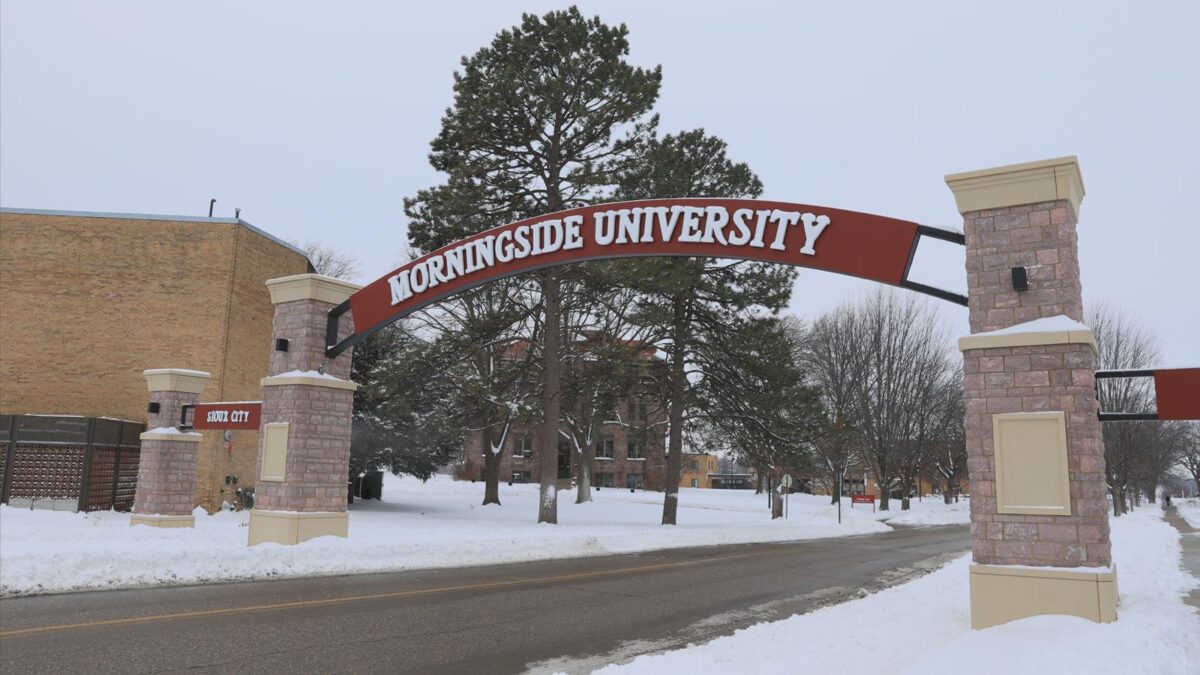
[
  {"x1": 131, "y1": 368, "x2": 210, "y2": 527},
  {"x1": 247, "y1": 274, "x2": 360, "y2": 546},
  {"x1": 948, "y1": 157, "x2": 1117, "y2": 629}
]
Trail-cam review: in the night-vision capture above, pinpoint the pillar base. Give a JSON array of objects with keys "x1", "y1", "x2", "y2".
[
  {"x1": 130, "y1": 514, "x2": 195, "y2": 528},
  {"x1": 247, "y1": 509, "x2": 348, "y2": 546},
  {"x1": 969, "y1": 563, "x2": 1118, "y2": 629}
]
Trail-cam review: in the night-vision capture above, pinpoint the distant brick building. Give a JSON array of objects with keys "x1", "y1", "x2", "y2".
[
  {"x1": 0, "y1": 208, "x2": 311, "y2": 511},
  {"x1": 458, "y1": 339, "x2": 666, "y2": 490},
  {"x1": 460, "y1": 401, "x2": 665, "y2": 490}
]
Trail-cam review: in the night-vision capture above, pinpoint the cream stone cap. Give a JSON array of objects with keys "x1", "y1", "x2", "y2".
[
  {"x1": 945, "y1": 156, "x2": 1085, "y2": 216},
  {"x1": 266, "y1": 273, "x2": 361, "y2": 305},
  {"x1": 958, "y1": 315, "x2": 1098, "y2": 354},
  {"x1": 144, "y1": 368, "x2": 211, "y2": 394}
]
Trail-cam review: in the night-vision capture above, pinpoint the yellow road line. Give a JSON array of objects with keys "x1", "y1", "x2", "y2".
[{"x1": 0, "y1": 550, "x2": 770, "y2": 639}]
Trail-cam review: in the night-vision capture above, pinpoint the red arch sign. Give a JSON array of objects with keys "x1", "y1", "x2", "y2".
[{"x1": 327, "y1": 198, "x2": 964, "y2": 356}]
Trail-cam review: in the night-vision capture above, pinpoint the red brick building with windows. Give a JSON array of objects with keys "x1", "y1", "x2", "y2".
[
  {"x1": 458, "y1": 337, "x2": 666, "y2": 490},
  {"x1": 459, "y1": 397, "x2": 666, "y2": 490}
]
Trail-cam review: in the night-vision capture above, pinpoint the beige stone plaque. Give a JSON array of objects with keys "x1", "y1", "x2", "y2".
[{"x1": 992, "y1": 412, "x2": 1071, "y2": 516}]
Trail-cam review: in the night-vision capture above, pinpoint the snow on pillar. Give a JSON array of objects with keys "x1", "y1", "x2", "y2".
[
  {"x1": 247, "y1": 274, "x2": 360, "y2": 546},
  {"x1": 948, "y1": 157, "x2": 1117, "y2": 629},
  {"x1": 131, "y1": 368, "x2": 210, "y2": 528}
]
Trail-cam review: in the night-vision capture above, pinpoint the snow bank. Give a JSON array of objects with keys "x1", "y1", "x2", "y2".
[
  {"x1": 1177, "y1": 498, "x2": 1200, "y2": 529},
  {"x1": 598, "y1": 506, "x2": 1200, "y2": 675},
  {"x1": 0, "y1": 475, "x2": 964, "y2": 596}
]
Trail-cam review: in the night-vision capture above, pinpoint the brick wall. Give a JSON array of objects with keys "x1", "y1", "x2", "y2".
[
  {"x1": 963, "y1": 199, "x2": 1084, "y2": 333},
  {"x1": 963, "y1": 342, "x2": 1111, "y2": 567},
  {"x1": 960, "y1": 193, "x2": 1112, "y2": 569},
  {"x1": 0, "y1": 211, "x2": 309, "y2": 510}
]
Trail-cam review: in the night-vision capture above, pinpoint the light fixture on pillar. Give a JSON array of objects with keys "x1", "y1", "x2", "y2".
[{"x1": 1011, "y1": 266, "x2": 1029, "y2": 292}]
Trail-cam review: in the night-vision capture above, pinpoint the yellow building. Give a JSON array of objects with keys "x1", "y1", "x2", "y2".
[
  {"x1": 680, "y1": 452, "x2": 718, "y2": 489},
  {"x1": 0, "y1": 208, "x2": 311, "y2": 510}
]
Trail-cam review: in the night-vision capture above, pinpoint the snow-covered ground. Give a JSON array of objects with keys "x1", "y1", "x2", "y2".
[
  {"x1": 1176, "y1": 497, "x2": 1200, "y2": 528},
  {"x1": 597, "y1": 505, "x2": 1200, "y2": 675},
  {"x1": 0, "y1": 474, "x2": 966, "y2": 596}
]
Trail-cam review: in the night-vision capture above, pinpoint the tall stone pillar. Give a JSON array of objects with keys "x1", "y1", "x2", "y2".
[
  {"x1": 131, "y1": 368, "x2": 210, "y2": 527},
  {"x1": 947, "y1": 157, "x2": 1117, "y2": 629},
  {"x1": 247, "y1": 274, "x2": 360, "y2": 546}
]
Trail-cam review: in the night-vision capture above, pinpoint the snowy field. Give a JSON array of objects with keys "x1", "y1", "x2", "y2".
[
  {"x1": 598, "y1": 505, "x2": 1200, "y2": 675},
  {"x1": 0, "y1": 475, "x2": 967, "y2": 596}
]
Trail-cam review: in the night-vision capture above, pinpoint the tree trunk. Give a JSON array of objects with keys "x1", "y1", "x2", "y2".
[
  {"x1": 661, "y1": 295, "x2": 687, "y2": 526},
  {"x1": 482, "y1": 443, "x2": 502, "y2": 506},
  {"x1": 575, "y1": 440, "x2": 595, "y2": 504},
  {"x1": 538, "y1": 273, "x2": 561, "y2": 524},
  {"x1": 900, "y1": 478, "x2": 912, "y2": 510},
  {"x1": 772, "y1": 489, "x2": 784, "y2": 519},
  {"x1": 755, "y1": 470, "x2": 764, "y2": 494},
  {"x1": 1110, "y1": 483, "x2": 1126, "y2": 516},
  {"x1": 942, "y1": 480, "x2": 954, "y2": 505}
]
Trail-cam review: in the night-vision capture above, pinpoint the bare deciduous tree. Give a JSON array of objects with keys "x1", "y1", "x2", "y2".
[
  {"x1": 1090, "y1": 303, "x2": 1164, "y2": 515},
  {"x1": 296, "y1": 239, "x2": 360, "y2": 281},
  {"x1": 809, "y1": 290, "x2": 955, "y2": 511}
]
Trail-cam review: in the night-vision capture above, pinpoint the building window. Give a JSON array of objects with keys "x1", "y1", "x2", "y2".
[
  {"x1": 597, "y1": 435, "x2": 614, "y2": 459},
  {"x1": 626, "y1": 398, "x2": 650, "y2": 423},
  {"x1": 627, "y1": 473, "x2": 645, "y2": 490},
  {"x1": 691, "y1": 478, "x2": 699, "y2": 488},
  {"x1": 628, "y1": 439, "x2": 645, "y2": 460},
  {"x1": 511, "y1": 471, "x2": 531, "y2": 484},
  {"x1": 594, "y1": 472, "x2": 615, "y2": 488},
  {"x1": 688, "y1": 459, "x2": 699, "y2": 471},
  {"x1": 514, "y1": 434, "x2": 534, "y2": 458}
]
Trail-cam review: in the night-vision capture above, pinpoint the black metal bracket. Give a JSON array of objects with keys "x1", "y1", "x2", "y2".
[
  {"x1": 898, "y1": 225, "x2": 969, "y2": 307},
  {"x1": 326, "y1": 300, "x2": 353, "y2": 359},
  {"x1": 1095, "y1": 369, "x2": 1159, "y2": 421},
  {"x1": 180, "y1": 404, "x2": 195, "y2": 431}
]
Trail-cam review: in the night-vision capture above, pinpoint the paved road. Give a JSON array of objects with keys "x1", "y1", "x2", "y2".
[{"x1": 0, "y1": 524, "x2": 968, "y2": 675}]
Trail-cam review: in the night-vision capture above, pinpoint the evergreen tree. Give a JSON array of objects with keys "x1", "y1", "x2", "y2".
[
  {"x1": 614, "y1": 129, "x2": 796, "y2": 524},
  {"x1": 405, "y1": 7, "x2": 661, "y2": 523},
  {"x1": 702, "y1": 316, "x2": 825, "y2": 512}
]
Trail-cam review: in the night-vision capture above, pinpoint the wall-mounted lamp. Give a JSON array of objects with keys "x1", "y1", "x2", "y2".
[{"x1": 1011, "y1": 266, "x2": 1029, "y2": 292}]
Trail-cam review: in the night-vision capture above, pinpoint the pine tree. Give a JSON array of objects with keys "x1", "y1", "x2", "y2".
[
  {"x1": 405, "y1": 7, "x2": 661, "y2": 523},
  {"x1": 614, "y1": 129, "x2": 796, "y2": 524}
]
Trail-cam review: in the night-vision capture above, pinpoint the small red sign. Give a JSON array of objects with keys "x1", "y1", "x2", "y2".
[
  {"x1": 1154, "y1": 368, "x2": 1200, "y2": 421},
  {"x1": 192, "y1": 402, "x2": 262, "y2": 430},
  {"x1": 851, "y1": 494, "x2": 876, "y2": 505}
]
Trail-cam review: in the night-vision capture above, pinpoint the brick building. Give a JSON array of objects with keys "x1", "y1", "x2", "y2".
[
  {"x1": 0, "y1": 208, "x2": 311, "y2": 511},
  {"x1": 459, "y1": 338, "x2": 666, "y2": 490},
  {"x1": 459, "y1": 394, "x2": 666, "y2": 490}
]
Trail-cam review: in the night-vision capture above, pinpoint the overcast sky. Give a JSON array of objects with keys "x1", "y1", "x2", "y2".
[{"x1": 2, "y1": 1, "x2": 1197, "y2": 363}]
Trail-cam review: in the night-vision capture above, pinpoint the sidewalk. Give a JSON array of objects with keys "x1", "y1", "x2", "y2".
[{"x1": 1163, "y1": 505, "x2": 1200, "y2": 610}]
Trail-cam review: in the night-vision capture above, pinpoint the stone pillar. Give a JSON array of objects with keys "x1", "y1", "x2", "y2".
[
  {"x1": 247, "y1": 274, "x2": 360, "y2": 546},
  {"x1": 948, "y1": 157, "x2": 1117, "y2": 629},
  {"x1": 131, "y1": 368, "x2": 210, "y2": 527}
]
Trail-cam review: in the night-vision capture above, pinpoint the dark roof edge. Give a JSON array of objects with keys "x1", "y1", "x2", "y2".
[{"x1": 0, "y1": 206, "x2": 310, "y2": 261}]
